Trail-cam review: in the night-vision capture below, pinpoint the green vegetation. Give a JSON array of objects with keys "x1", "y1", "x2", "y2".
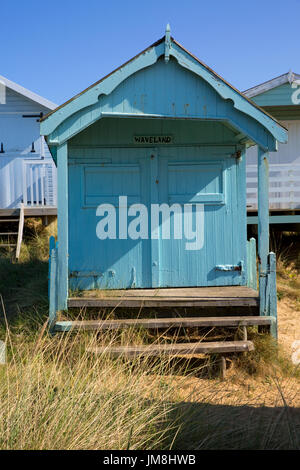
[{"x1": 0, "y1": 221, "x2": 299, "y2": 450}]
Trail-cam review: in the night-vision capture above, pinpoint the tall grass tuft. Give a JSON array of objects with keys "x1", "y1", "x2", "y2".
[{"x1": 0, "y1": 318, "x2": 191, "y2": 450}]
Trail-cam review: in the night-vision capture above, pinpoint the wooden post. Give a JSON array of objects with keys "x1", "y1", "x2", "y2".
[
  {"x1": 57, "y1": 142, "x2": 68, "y2": 310},
  {"x1": 48, "y1": 235, "x2": 56, "y2": 297},
  {"x1": 258, "y1": 147, "x2": 269, "y2": 315},
  {"x1": 220, "y1": 356, "x2": 226, "y2": 380},
  {"x1": 49, "y1": 247, "x2": 57, "y2": 331},
  {"x1": 247, "y1": 237, "x2": 257, "y2": 290},
  {"x1": 269, "y1": 252, "x2": 277, "y2": 339}
]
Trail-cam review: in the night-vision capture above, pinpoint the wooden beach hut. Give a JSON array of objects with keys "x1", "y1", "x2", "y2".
[{"x1": 43, "y1": 27, "x2": 287, "y2": 355}]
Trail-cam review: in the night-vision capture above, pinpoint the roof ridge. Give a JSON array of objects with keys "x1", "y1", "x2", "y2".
[{"x1": 0, "y1": 73, "x2": 57, "y2": 110}]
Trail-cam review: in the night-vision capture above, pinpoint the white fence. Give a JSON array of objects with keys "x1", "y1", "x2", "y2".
[
  {"x1": 246, "y1": 163, "x2": 300, "y2": 210},
  {"x1": 22, "y1": 160, "x2": 57, "y2": 207}
]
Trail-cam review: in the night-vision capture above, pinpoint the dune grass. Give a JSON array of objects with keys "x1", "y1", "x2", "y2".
[{"x1": 0, "y1": 221, "x2": 299, "y2": 449}]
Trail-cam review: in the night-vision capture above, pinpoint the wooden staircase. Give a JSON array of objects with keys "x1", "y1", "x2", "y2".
[
  {"x1": 55, "y1": 315, "x2": 274, "y2": 377},
  {"x1": 0, "y1": 204, "x2": 24, "y2": 260}
]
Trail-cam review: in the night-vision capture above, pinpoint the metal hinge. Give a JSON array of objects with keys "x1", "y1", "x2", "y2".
[{"x1": 215, "y1": 261, "x2": 243, "y2": 272}]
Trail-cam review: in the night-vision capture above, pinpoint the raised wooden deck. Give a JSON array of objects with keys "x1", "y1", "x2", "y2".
[
  {"x1": 0, "y1": 207, "x2": 57, "y2": 217},
  {"x1": 68, "y1": 286, "x2": 259, "y2": 308}
]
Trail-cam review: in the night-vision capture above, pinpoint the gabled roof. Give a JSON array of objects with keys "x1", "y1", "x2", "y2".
[
  {"x1": 0, "y1": 73, "x2": 57, "y2": 110},
  {"x1": 41, "y1": 27, "x2": 287, "y2": 146},
  {"x1": 244, "y1": 71, "x2": 300, "y2": 98}
]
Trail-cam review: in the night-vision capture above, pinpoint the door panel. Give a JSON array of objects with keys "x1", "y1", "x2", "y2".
[
  {"x1": 68, "y1": 146, "x2": 246, "y2": 290},
  {"x1": 157, "y1": 147, "x2": 245, "y2": 287},
  {"x1": 68, "y1": 149, "x2": 151, "y2": 290}
]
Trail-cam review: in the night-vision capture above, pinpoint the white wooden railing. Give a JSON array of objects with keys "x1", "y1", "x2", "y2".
[
  {"x1": 246, "y1": 163, "x2": 300, "y2": 210},
  {"x1": 22, "y1": 160, "x2": 57, "y2": 207}
]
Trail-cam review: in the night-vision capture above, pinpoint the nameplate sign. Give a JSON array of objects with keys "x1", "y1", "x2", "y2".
[{"x1": 133, "y1": 135, "x2": 173, "y2": 145}]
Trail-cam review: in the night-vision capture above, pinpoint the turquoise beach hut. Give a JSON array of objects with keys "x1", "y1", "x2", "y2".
[{"x1": 42, "y1": 27, "x2": 287, "y2": 339}]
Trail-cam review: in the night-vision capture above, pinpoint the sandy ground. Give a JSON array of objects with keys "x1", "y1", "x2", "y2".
[
  {"x1": 278, "y1": 299, "x2": 300, "y2": 357},
  {"x1": 165, "y1": 299, "x2": 300, "y2": 409}
]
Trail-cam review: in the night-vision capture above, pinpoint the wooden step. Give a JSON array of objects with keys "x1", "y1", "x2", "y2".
[
  {"x1": 88, "y1": 340, "x2": 255, "y2": 358},
  {"x1": 68, "y1": 286, "x2": 259, "y2": 309},
  {"x1": 0, "y1": 219, "x2": 19, "y2": 222},
  {"x1": 0, "y1": 232, "x2": 18, "y2": 235},
  {"x1": 54, "y1": 316, "x2": 274, "y2": 332},
  {"x1": 0, "y1": 204, "x2": 24, "y2": 260}
]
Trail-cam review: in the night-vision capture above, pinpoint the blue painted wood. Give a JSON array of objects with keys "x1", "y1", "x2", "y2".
[
  {"x1": 57, "y1": 142, "x2": 68, "y2": 309},
  {"x1": 157, "y1": 147, "x2": 245, "y2": 287},
  {"x1": 252, "y1": 83, "x2": 298, "y2": 107},
  {"x1": 49, "y1": 247, "x2": 57, "y2": 331},
  {"x1": 247, "y1": 215, "x2": 300, "y2": 224},
  {"x1": 258, "y1": 147, "x2": 269, "y2": 315},
  {"x1": 150, "y1": 149, "x2": 160, "y2": 287},
  {"x1": 164, "y1": 24, "x2": 171, "y2": 63},
  {"x1": 41, "y1": 38, "x2": 287, "y2": 149},
  {"x1": 45, "y1": 56, "x2": 280, "y2": 152},
  {"x1": 43, "y1": 32, "x2": 283, "y2": 297},
  {"x1": 246, "y1": 238, "x2": 257, "y2": 290},
  {"x1": 67, "y1": 139, "x2": 247, "y2": 290},
  {"x1": 268, "y1": 252, "x2": 277, "y2": 339},
  {"x1": 68, "y1": 148, "x2": 152, "y2": 290},
  {"x1": 48, "y1": 236, "x2": 55, "y2": 297},
  {"x1": 237, "y1": 146, "x2": 247, "y2": 286}
]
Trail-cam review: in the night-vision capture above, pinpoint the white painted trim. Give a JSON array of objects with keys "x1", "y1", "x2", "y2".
[
  {"x1": 244, "y1": 72, "x2": 300, "y2": 98},
  {"x1": 0, "y1": 74, "x2": 57, "y2": 110}
]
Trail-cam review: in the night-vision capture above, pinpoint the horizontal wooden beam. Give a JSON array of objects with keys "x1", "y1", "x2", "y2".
[
  {"x1": 68, "y1": 296, "x2": 259, "y2": 308},
  {"x1": 0, "y1": 208, "x2": 57, "y2": 217},
  {"x1": 247, "y1": 215, "x2": 300, "y2": 224}
]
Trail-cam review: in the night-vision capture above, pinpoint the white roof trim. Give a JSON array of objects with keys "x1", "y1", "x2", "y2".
[
  {"x1": 244, "y1": 71, "x2": 300, "y2": 98},
  {"x1": 0, "y1": 74, "x2": 57, "y2": 110}
]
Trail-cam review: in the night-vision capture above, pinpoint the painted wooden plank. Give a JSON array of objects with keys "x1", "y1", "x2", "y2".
[
  {"x1": 88, "y1": 340, "x2": 255, "y2": 357},
  {"x1": 49, "y1": 247, "x2": 57, "y2": 330},
  {"x1": 268, "y1": 252, "x2": 277, "y2": 339},
  {"x1": 54, "y1": 316, "x2": 273, "y2": 332},
  {"x1": 257, "y1": 147, "x2": 269, "y2": 315},
  {"x1": 247, "y1": 238, "x2": 257, "y2": 290},
  {"x1": 57, "y1": 142, "x2": 68, "y2": 310},
  {"x1": 250, "y1": 83, "x2": 298, "y2": 107},
  {"x1": 150, "y1": 149, "x2": 160, "y2": 287}
]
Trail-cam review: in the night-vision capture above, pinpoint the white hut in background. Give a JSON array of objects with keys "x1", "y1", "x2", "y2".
[
  {"x1": 0, "y1": 75, "x2": 57, "y2": 215},
  {"x1": 244, "y1": 71, "x2": 300, "y2": 227}
]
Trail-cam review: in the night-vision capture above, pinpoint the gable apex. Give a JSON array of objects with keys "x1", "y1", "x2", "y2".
[
  {"x1": 40, "y1": 32, "x2": 287, "y2": 146},
  {"x1": 0, "y1": 74, "x2": 57, "y2": 110}
]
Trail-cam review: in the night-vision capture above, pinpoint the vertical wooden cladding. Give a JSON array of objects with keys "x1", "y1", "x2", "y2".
[
  {"x1": 42, "y1": 32, "x2": 286, "y2": 336},
  {"x1": 68, "y1": 134, "x2": 246, "y2": 290}
]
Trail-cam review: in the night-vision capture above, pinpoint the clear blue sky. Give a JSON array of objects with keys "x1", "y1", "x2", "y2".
[{"x1": 1, "y1": 0, "x2": 300, "y2": 106}]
